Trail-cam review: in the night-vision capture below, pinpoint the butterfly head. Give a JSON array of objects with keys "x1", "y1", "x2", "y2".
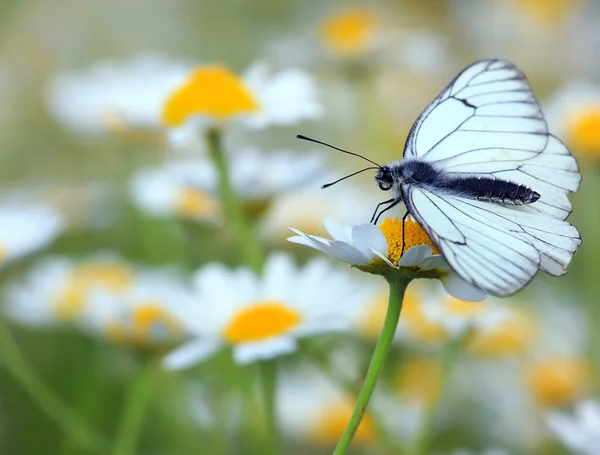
[{"x1": 375, "y1": 166, "x2": 394, "y2": 191}]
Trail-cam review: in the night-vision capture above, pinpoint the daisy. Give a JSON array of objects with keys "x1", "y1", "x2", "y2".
[
  {"x1": 4, "y1": 253, "x2": 134, "y2": 327},
  {"x1": 163, "y1": 253, "x2": 362, "y2": 368},
  {"x1": 85, "y1": 269, "x2": 194, "y2": 350},
  {"x1": 129, "y1": 148, "x2": 327, "y2": 220},
  {"x1": 546, "y1": 401, "x2": 600, "y2": 455},
  {"x1": 288, "y1": 217, "x2": 487, "y2": 302},
  {"x1": 0, "y1": 205, "x2": 64, "y2": 269},
  {"x1": 545, "y1": 81, "x2": 600, "y2": 159}
]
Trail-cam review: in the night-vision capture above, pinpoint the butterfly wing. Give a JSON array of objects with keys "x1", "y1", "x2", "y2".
[
  {"x1": 404, "y1": 59, "x2": 580, "y2": 221},
  {"x1": 400, "y1": 59, "x2": 582, "y2": 295},
  {"x1": 404, "y1": 186, "x2": 581, "y2": 296}
]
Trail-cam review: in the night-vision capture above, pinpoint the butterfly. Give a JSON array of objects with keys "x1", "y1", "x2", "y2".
[{"x1": 298, "y1": 59, "x2": 582, "y2": 297}]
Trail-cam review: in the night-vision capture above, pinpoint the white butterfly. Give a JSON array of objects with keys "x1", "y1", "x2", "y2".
[{"x1": 301, "y1": 59, "x2": 582, "y2": 297}]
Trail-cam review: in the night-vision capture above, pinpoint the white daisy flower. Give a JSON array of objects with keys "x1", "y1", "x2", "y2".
[
  {"x1": 128, "y1": 160, "x2": 220, "y2": 222},
  {"x1": 47, "y1": 54, "x2": 321, "y2": 146},
  {"x1": 544, "y1": 81, "x2": 600, "y2": 159},
  {"x1": 546, "y1": 401, "x2": 600, "y2": 455},
  {"x1": 129, "y1": 148, "x2": 327, "y2": 219},
  {"x1": 4, "y1": 253, "x2": 134, "y2": 327},
  {"x1": 163, "y1": 253, "x2": 360, "y2": 368},
  {"x1": 288, "y1": 218, "x2": 487, "y2": 302},
  {"x1": 85, "y1": 269, "x2": 194, "y2": 349},
  {"x1": 46, "y1": 53, "x2": 191, "y2": 136},
  {"x1": 0, "y1": 205, "x2": 64, "y2": 268}
]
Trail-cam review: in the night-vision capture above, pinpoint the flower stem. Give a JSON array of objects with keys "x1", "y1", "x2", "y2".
[
  {"x1": 0, "y1": 318, "x2": 107, "y2": 453},
  {"x1": 259, "y1": 360, "x2": 279, "y2": 455},
  {"x1": 110, "y1": 360, "x2": 158, "y2": 455},
  {"x1": 207, "y1": 128, "x2": 263, "y2": 271},
  {"x1": 332, "y1": 276, "x2": 411, "y2": 455},
  {"x1": 406, "y1": 332, "x2": 466, "y2": 455}
]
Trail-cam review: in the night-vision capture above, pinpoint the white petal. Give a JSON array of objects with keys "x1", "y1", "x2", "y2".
[
  {"x1": 162, "y1": 338, "x2": 222, "y2": 370},
  {"x1": 441, "y1": 274, "x2": 488, "y2": 302},
  {"x1": 418, "y1": 255, "x2": 450, "y2": 271},
  {"x1": 232, "y1": 337, "x2": 297, "y2": 364},
  {"x1": 398, "y1": 245, "x2": 432, "y2": 267},
  {"x1": 369, "y1": 248, "x2": 399, "y2": 269},
  {"x1": 351, "y1": 224, "x2": 388, "y2": 260},
  {"x1": 323, "y1": 218, "x2": 350, "y2": 242}
]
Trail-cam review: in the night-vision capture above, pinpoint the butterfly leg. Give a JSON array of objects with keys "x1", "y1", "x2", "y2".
[
  {"x1": 400, "y1": 211, "x2": 409, "y2": 257},
  {"x1": 373, "y1": 198, "x2": 403, "y2": 225},
  {"x1": 370, "y1": 198, "x2": 396, "y2": 224}
]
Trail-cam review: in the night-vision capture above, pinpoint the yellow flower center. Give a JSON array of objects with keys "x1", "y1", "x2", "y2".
[
  {"x1": 378, "y1": 218, "x2": 439, "y2": 266},
  {"x1": 396, "y1": 357, "x2": 441, "y2": 405},
  {"x1": 223, "y1": 301, "x2": 301, "y2": 344},
  {"x1": 54, "y1": 262, "x2": 133, "y2": 320},
  {"x1": 175, "y1": 187, "x2": 219, "y2": 217},
  {"x1": 469, "y1": 307, "x2": 537, "y2": 357},
  {"x1": 106, "y1": 301, "x2": 182, "y2": 347},
  {"x1": 309, "y1": 402, "x2": 374, "y2": 445},
  {"x1": 162, "y1": 66, "x2": 259, "y2": 127},
  {"x1": 567, "y1": 108, "x2": 600, "y2": 157},
  {"x1": 525, "y1": 356, "x2": 590, "y2": 406},
  {"x1": 320, "y1": 9, "x2": 377, "y2": 56}
]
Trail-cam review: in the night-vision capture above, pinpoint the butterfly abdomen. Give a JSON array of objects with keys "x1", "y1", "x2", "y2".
[{"x1": 439, "y1": 176, "x2": 540, "y2": 205}]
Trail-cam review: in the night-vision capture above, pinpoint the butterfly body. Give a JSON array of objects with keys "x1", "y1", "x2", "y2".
[{"x1": 377, "y1": 160, "x2": 540, "y2": 205}]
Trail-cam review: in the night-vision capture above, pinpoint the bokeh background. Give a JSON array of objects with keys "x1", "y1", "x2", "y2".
[{"x1": 0, "y1": 0, "x2": 599, "y2": 454}]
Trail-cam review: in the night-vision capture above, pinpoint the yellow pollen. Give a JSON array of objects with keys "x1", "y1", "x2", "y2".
[
  {"x1": 223, "y1": 301, "x2": 301, "y2": 344},
  {"x1": 526, "y1": 356, "x2": 590, "y2": 407},
  {"x1": 162, "y1": 66, "x2": 259, "y2": 127},
  {"x1": 175, "y1": 187, "x2": 219, "y2": 217},
  {"x1": 396, "y1": 357, "x2": 441, "y2": 405},
  {"x1": 106, "y1": 301, "x2": 181, "y2": 347},
  {"x1": 71, "y1": 263, "x2": 133, "y2": 292},
  {"x1": 567, "y1": 108, "x2": 600, "y2": 157},
  {"x1": 309, "y1": 402, "x2": 374, "y2": 445},
  {"x1": 515, "y1": 0, "x2": 581, "y2": 26},
  {"x1": 378, "y1": 218, "x2": 439, "y2": 265},
  {"x1": 320, "y1": 9, "x2": 377, "y2": 56},
  {"x1": 443, "y1": 298, "x2": 485, "y2": 317},
  {"x1": 470, "y1": 308, "x2": 538, "y2": 357}
]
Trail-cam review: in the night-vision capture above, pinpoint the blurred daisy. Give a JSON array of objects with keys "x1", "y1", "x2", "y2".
[
  {"x1": 129, "y1": 148, "x2": 327, "y2": 220},
  {"x1": 0, "y1": 205, "x2": 63, "y2": 269},
  {"x1": 4, "y1": 253, "x2": 134, "y2": 327},
  {"x1": 288, "y1": 217, "x2": 486, "y2": 301},
  {"x1": 86, "y1": 270, "x2": 193, "y2": 350},
  {"x1": 546, "y1": 401, "x2": 600, "y2": 455},
  {"x1": 161, "y1": 61, "x2": 322, "y2": 145},
  {"x1": 545, "y1": 82, "x2": 600, "y2": 159},
  {"x1": 47, "y1": 54, "x2": 321, "y2": 147},
  {"x1": 163, "y1": 253, "x2": 362, "y2": 368},
  {"x1": 447, "y1": 450, "x2": 509, "y2": 455}
]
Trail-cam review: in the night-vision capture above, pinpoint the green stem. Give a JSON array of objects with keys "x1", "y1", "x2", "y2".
[
  {"x1": 259, "y1": 361, "x2": 279, "y2": 455},
  {"x1": 207, "y1": 128, "x2": 263, "y2": 271},
  {"x1": 110, "y1": 361, "x2": 158, "y2": 455},
  {"x1": 0, "y1": 318, "x2": 106, "y2": 452},
  {"x1": 332, "y1": 276, "x2": 411, "y2": 455},
  {"x1": 406, "y1": 332, "x2": 466, "y2": 455}
]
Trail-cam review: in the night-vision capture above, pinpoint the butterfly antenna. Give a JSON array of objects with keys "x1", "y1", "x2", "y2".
[
  {"x1": 321, "y1": 167, "x2": 380, "y2": 189},
  {"x1": 296, "y1": 134, "x2": 381, "y2": 168}
]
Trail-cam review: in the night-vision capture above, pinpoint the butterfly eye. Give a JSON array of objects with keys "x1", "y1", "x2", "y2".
[{"x1": 379, "y1": 181, "x2": 392, "y2": 191}]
